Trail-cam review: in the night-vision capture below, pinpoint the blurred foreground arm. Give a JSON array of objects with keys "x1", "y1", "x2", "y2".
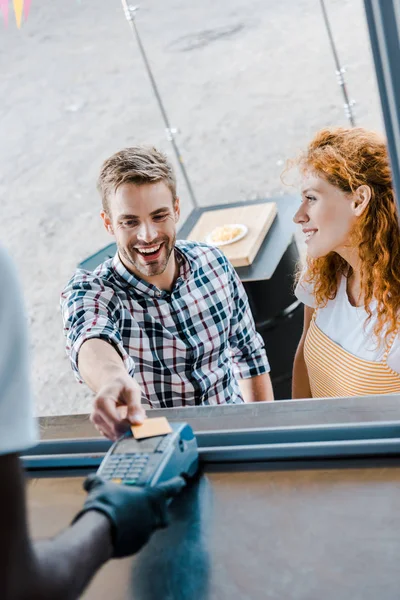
[
  {"x1": 0, "y1": 454, "x2": 184, "y2": 600},
  {"x1": 0, "y1": 453, "x2": 113, "y2": 600}
]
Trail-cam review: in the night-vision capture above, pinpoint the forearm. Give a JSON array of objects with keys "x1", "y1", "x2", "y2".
[
  {"x1": 292, "y1": 347, "x2": 312, "y2": 399},
  {"x1": 238, "y1": 372, "x2": 274, "y2": 402},
  {"x1": 0, "y1": 454, "x2": 113, "y2": 600},
  {"x1": 78, "y1": 339, "x2": 130, "y2": 393},
  {"x1": 29, "y1": 511, "x2": 113, "y2": 600},
  {"x1": 79, "y1": 339, "x2": 144, "y2": 439}
]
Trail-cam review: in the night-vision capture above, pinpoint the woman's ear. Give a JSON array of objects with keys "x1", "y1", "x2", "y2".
[{"x1": 352, "y1": 185, "x2": 371, "y2": 216}]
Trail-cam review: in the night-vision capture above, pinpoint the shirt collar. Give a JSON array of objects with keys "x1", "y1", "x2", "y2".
[
  {"x1": 112, "y1": 244, "x2": 192, "y2": 297},
  {"x1": 175, "y1": 242, "x2": 192, "y2": 282}
]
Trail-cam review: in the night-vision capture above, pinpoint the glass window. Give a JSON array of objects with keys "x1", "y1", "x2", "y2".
[{"x1": 2, "y1": 0, "x2": 400, "y2": 425}]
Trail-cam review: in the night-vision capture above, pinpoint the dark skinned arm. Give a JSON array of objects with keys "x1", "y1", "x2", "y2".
[
  {"x1": 0, "y1": 453, "x2": 113, "y2": 600},
  {"x1": 0, "y1": 453, "x2": 185, "y2": 600}
]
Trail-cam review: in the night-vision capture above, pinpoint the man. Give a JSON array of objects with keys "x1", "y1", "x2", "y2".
[
  {"x1": 61, "y1": 146, "x2": 273, "y2": 440},
  {"x1": 0, "y1": 246, "x2": 184, "y2": 600}
]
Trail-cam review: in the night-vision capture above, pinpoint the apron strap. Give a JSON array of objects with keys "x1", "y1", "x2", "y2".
[{"x1": 382, "y1": 327, "x2": 398, "y2": 362}]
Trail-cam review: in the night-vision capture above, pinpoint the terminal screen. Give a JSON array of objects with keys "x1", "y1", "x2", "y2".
[{"x1": 113, "y1": 435, "x2": 165, "y2": 454}]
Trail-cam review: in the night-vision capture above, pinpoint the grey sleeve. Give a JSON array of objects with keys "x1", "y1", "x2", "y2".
[{"x1": 0, "y1": 247, "x2": 38, "y2": 455}]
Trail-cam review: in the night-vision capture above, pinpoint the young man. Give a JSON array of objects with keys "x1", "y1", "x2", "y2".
[
  {"x1": 61, "y1": 146, "x2": 273, "y2": 440},
  {"x1": 0, "y1": 246, "x2": 184, "y2": 600}
]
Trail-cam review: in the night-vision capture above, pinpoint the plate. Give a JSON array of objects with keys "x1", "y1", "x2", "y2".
[{"x1": 206, "y1": 224, "x2": 248, "y2": 247}]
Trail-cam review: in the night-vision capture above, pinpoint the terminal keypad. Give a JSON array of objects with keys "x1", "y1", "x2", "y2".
[{"x1": 100, "y1": 453, "x2": 151, "y2": 485}]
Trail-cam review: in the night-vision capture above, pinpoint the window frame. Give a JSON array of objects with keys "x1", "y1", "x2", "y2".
[{"x1": 24, "y1": 395, "x2": 400, "y2": 474}]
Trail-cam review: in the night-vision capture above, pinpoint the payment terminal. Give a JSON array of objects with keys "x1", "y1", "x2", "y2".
[{"x1": 97, "y1": 422, "x2": 199, "y2": 487}]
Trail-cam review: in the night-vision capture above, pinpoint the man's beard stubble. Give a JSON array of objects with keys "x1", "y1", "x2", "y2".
[{"x1": 119, "y1": 234, "x2": 176, "y2": 278}]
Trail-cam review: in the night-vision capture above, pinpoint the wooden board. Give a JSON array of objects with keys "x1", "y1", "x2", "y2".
[{"x1": 187, "y1": 202, "x2": 277, "y2": 267}]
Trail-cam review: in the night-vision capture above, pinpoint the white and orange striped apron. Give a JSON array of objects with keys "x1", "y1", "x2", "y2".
[{"x1": 304, "y1": 312, "x2": 400, "y2": 397}]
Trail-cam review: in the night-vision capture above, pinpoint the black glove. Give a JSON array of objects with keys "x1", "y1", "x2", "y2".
[{"x1": 74, "y1": 475, "x2": 186, "y2": 558}]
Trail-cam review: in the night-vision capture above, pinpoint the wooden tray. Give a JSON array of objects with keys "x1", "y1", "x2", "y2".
[{"x1": 187, "y1": 202, "x2": 277, "y2": 267}]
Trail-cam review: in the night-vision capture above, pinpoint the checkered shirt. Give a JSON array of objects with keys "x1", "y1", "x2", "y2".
[{"x1": 61, "y1": 240, "x2": 270, "y2": 408}]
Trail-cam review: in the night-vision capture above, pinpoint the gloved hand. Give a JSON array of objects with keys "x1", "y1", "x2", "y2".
[{"x1": 74, "y1": 475, "x2": 186, "y2": 558}]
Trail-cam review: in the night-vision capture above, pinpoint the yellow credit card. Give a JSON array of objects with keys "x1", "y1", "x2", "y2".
[{"x1": 131, "y1": 417, "x2": 172, "y2": 440}]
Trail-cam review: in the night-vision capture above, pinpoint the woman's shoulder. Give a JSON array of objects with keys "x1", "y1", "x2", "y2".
[
  {"x1": 294, "y1": 275, "x2": 316, "y2": 308},
  {"x1": 295, "y1": 269, "x2": 347, "y2": 310},
  {"x1": 294, "y1": 267, "x2": 325, "y2": 308}
]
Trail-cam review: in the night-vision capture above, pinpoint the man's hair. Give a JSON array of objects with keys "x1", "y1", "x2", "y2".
[{"x1": 97, "y1": 146, "x2": 177, "y2": 213}]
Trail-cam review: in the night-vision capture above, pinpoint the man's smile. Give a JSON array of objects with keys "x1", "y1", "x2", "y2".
[{"x1": 133, "y1": 242, "x2": 164, "y2": 262}]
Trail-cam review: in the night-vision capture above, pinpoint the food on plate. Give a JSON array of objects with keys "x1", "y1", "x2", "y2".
[{"x1": 209, "y1": 224, "x2": 243, "y2": 244}]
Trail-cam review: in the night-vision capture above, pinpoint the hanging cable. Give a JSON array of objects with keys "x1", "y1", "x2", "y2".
[
  {"x1": 320, "y1": 0, "x2": 356, "y2": 127},
  {"x1": 120, "y1": 1, "x2": 199, "y2": 208}
]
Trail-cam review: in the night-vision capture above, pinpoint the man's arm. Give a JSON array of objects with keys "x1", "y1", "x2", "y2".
[
  {"x1": 0, "y1": 453, "x2": 113, "y2": 600},
  {"x1": 292, "y1": 306, "x2": 314, "y2": 399},
  {"x1": 61, "y1": 276, "x2": 146, "y2": 440},
  {"x1": 78, "y1": 339, "x2": 145, "y2": 440},
  {"x1": 238, "y1": 373, "x2": 274, "y2": 402},
  {"x1": 224, "y1": 259, "x2": 273, "y2": 401}
]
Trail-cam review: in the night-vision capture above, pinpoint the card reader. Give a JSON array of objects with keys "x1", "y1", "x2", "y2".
[{"x1": 97, "y1": 422, "x2": 199, "y2": 487}]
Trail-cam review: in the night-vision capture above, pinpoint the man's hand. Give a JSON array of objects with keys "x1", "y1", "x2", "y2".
[
  {"x1": 91, "y1": 375, "x2": 146, "y2": 440},
  {"x1": 76, "y1": 475, "x2": 186, "y2": 558}
]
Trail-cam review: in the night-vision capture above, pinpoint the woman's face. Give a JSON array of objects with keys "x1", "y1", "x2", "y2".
[{"x1": 293, "y1": 171, "x2": 357, "y2": 259}]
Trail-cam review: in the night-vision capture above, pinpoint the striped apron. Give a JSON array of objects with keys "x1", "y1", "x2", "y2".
[{"x1": 304, "y1": 312, "x2": 400, "y2": 398}]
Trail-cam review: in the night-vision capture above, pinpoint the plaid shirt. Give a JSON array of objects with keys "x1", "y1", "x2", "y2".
[{"x1": 61, "y1": 241, "x2": 269, "y2": 408}]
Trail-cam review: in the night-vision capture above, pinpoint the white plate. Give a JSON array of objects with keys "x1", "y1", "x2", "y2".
[{"x1": 206, "y1": 224, "x2": 248, "y2": 247}]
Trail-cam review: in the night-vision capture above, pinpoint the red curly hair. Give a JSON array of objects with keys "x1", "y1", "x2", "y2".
[{"x1": 297, "y1": 127, "x2": 400, "y2": 345}]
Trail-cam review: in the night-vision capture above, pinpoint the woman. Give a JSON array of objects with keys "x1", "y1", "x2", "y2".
[{"x1": 292, "y1": 127, "x2": 400, "y2": 398}]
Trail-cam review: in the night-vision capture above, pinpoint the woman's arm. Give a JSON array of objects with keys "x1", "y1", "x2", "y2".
[{"x1": 292, "y1": 305, "x2": 315, "y2": 399}]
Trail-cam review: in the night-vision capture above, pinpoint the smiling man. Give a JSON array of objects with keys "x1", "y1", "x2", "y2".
[{"x1": 61, "y1": 146, "x2": 273, "y2": 439}]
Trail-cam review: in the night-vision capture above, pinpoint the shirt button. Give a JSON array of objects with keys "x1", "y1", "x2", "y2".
[{"x1": 156, "y1": 291, "x2": 162, "y2": 297}]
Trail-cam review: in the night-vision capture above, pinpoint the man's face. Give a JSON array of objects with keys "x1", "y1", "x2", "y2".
[{"x1": 102, "y1": 181, "x2": 180, "y2": 279}]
